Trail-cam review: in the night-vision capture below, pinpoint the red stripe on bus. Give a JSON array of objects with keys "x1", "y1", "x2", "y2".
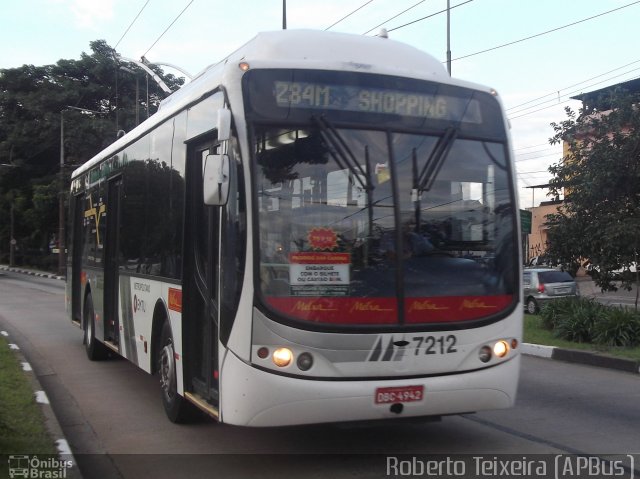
[{"x1": 265, "y1": 295, "x2": 513, "y2": 324}]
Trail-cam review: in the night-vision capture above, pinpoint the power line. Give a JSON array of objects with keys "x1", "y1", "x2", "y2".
[
  {"x1": 506, "y1": 58, "x2": 640, "y2": 112},
  {"x1": 114, "y1": 0, "x2": 152, "y2": 49},
  {"x1": 515, "y1": 150, "x2": 558, "y2": 163},
  {"x1": 142, "y1": 0, "x2": 195, "y2": 58},
  {"x1": 509, "y1": 67, "x2": 640, "y2": 117},
  {"x1": 325, "y1": 0, "x2": 374, "y2": 31},
  {"x1": 387, "y1": 0, "x2": 473, "y2": 33},
  {"x1": 513, "y1": 142, "x2": 552, "y2": 151},
  {"x1": 362, "y1": 0, "x2": 428, "y2": 35},
  {"x1": 509, "y1": 71, "x2": 640, "y2": 120},
  {"x1": 515, "y1": 152, "x2": 559, "y2": 163},
  {"x1": 451, "y1": 1, "x2": 640, "y2": 63}
]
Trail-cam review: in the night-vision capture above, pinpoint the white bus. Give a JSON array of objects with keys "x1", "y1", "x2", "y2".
[{"x1": 67, "y1": 30, "x2": 522, "y2": 426}]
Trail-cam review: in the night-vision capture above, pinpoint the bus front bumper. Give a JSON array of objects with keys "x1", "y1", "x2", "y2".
[{"x1": 219, "y1": 351, "x2": 520, "y2": 427}]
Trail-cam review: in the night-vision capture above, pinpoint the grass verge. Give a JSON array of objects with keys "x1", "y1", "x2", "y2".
[
  {"x1": 524, "y1": 314, "x2": 640, "y2": 362},
  {"x1": 0, "y1": 336, "x2": 56, "y2": 455}
]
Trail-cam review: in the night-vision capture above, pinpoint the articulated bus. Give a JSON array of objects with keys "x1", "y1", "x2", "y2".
[{"x1": 67, "y1": 30, "x2": 522, "y2": 426}]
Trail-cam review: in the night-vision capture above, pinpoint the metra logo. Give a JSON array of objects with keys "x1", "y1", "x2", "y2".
[
  {"x1": 459, "y1": 299, "x2": 497, "y2": 310},
  {"x1": 291, "y1": 300, "x2": 337, "y2": 312},
  {"x1": 349, "y1": 301, "x2": 394, "y2": 313},
  {"x1": 133, "y1": 294, "x2": 146, "y2": 313},
  {"x1": 407, "y1": 299, "x2": 449, "y2": 313},
  {"x1": 367, "y1": 336, "x2": 406, "y2": 362}
]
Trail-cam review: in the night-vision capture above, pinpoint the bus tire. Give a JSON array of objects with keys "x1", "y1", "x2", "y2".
[
  {"x1": 159, "y1": 321, "x2": 196, "y2": 423},
  {"x1": 84, "y1": 294, "x2": 108, "y2": 361}
]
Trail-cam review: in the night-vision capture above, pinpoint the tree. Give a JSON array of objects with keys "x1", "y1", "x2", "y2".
[
  {"x1": 0, "y1": 40, "x2": 184, "y2": 268},
  {"x1": 546, "y1": 90, "x2": 640, "y2": 309}
]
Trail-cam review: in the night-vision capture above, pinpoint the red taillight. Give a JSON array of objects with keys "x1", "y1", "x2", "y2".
[{"x1": 537, "y1": 283, "x2": 545, "y2": 293}]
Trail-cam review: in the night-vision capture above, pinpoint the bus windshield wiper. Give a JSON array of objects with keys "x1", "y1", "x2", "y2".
[
  {"x1": 412, "y1": 126, "x2": 458, "y2": 231},
  {"x1": 312, "y1": 116, "x2": 373, "y2": 194},
  {"x1": 416, "y1": 126, "x2": 458, "y2": 193}
]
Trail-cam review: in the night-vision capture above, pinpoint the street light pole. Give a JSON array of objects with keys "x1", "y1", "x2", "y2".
[
  {"x1": 1, "y1": 160, "x2": 17, "y2": 266},
  {"x1": 283, "y1": 0, "x2": 287, "y2": 30},
  {"x1": 9, "y1": 201, "x2": 15, "y2": 267},
  {"x1": 446, "y1": 0, "x2": 452, "y2": 76},
  {"x1": 58, "y1": 110, "x2": 66, "y2": 277}
]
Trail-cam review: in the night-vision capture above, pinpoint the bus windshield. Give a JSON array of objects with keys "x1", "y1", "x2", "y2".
[{"x1": 245, "y1": 70, "x2": 517, "y2": 327}]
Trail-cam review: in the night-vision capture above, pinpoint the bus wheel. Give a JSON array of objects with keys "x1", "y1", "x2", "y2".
[
  {"x1": 159, "y1": 321, "x2": 196, "y2": 423},
  {"x1": 84, "y1": 294, "x2": 108, "y2": 361}
]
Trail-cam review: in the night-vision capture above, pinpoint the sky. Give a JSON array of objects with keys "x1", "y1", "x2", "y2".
[{"x1": 2, "y1": 0, "x2": 640, "y2": 208}]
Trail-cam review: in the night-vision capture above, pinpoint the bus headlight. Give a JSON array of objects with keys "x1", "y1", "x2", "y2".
[
  {"x1": 272, "y1": 347, "x2": 293, "y2": 367},
  {"x1": 493, "y1": 340, "x2": 509, "y2": 358}
]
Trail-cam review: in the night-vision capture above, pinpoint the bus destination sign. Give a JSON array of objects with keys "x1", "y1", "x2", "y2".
[{"x1": 274, "y1": 80, "x2": 482, "y2": 123}]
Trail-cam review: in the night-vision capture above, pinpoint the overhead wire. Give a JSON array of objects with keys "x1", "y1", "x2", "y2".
[
  {"x1": 362, "y1": 0, "x2": 428, "y2": 35},
  {"x1": 509, "y1": 67, "x2": 640, "y2": 116},
  {"x1": 506, "y1": 59, "x2": 640, "y2": 112},
  {"x1": 142, "y1": 0, "x2": 196, "y2": 57},
  {"x1": 325, "y1": 0, "x2": 375, "y2": 31},
  {"x1": 509, "y1": 70, "x2": 640, "y2": 120},
  {"x1": 114, "y1": 0, "x2": 152, "y2": 49},
  {"x1": 514, "y1": 142, "x2": 552, "y2": 151},
  {"x1": 451, "y1": 1, "x2": 640, "y2": 62},
  {"x1": 386, "y1": 0, "x2": 473, "y2": 33}
]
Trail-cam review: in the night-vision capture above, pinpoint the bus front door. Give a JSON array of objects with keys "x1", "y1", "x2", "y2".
[{"x1": 184, "y1": 140, "x2": 220, "y2": 408}]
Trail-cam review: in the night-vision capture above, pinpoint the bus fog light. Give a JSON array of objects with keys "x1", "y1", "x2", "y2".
[
  {"x1": 493, "y1": 340, "x2": 509, "y2": 358},
  {"x1": 511, "y1": 338, "x2": 519, "y2": 349},
  {"x1": 273, "y1": 347, "x2": 293, "y2": 367},
  {"x1": 296, "y1": 352, "x2": 313, "y2": 371},
  {"x1": 257, "y1": 347, "x2": 269, "y2": 359},
  {"x1": 479, "y1": 346, "x2": 492, "y2": 363}
]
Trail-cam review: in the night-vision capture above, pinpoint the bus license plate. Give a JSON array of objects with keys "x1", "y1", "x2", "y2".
[{"x1": 375, "y1": 385, "x2": 424, "y2": 404}]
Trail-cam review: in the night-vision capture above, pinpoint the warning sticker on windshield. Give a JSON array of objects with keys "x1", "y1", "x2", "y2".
[
  {"x1": 289, "y1": 252, "x2": 350, "y2": 296},
  {"x1": 307, "y1": 228, "x2": 338, "y2": 250}
]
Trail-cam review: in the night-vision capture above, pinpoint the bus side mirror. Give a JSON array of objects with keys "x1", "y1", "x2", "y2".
[
  {"x1": 203, "y1": 154, "x2": 230, "y2": 205},
  {"x1": 217, "y1": 108, "x2": 231, "y2": 141}
]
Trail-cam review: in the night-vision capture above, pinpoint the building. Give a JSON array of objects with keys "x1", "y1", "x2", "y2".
[{"x1": 524, "y1": 78, "x2": 640, "y2": 266}]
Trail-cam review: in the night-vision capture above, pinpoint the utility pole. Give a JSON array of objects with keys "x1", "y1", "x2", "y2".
[
  {"x1": 1, "y1": 149, "x2": 17, "y2": 266},
  {"x1": 283, "y1": 0, "x2": 287, "y2": 29},
  {"x1": 59, "y1": 110, "x2": 65, "y2": 277},
  {"x1": 446, "y1": 0, "x2": 452, "y2": 76}
]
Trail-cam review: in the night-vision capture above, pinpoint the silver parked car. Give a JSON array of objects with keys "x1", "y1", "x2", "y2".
[{"x1": 523, "y1": 268, "x2": 578, "y2": 314}]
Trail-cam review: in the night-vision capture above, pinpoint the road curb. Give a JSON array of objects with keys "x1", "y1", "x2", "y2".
[
  {"x1": 522, "y1": 342, "x2": 640, "y2": 375},
  {"x1": 0, "y1": 265, "x2": 64, "y2": 281},
  {"x1": 0, "y1": 330, "x2": 82, "y2": 479}
]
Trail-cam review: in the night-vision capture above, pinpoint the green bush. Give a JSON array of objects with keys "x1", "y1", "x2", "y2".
[
  {"x1": 553, "y1": 298, "x2": 605, "y2": 343},
  {"x1": 540, "y1": 297, "x2": 577, "y2": 330},
  {"x1": 541, "y1": 296, "x2": 640, "y2": 347},
  {"x1": 593, "y1": 307, "x2": 640, "y2": 347}
]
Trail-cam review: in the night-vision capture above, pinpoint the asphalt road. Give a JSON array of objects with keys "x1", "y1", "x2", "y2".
[{"x1": 1, "y1": 270, "x2": 639, "y2": 479}]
